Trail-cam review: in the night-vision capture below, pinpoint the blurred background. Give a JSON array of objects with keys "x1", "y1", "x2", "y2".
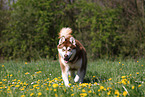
[{"x1": 0, "y1": 0, "x2": 145, "y2": 61}]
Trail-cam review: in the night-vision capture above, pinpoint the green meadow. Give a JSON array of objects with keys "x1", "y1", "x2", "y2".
[{"x1": 0, "y1": 59, "x2": 145, "y2": 97}]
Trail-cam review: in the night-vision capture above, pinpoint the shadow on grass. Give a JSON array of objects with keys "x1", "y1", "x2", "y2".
[{"x1": 83, "y1": 71, "x2": 108, "y2": 83}]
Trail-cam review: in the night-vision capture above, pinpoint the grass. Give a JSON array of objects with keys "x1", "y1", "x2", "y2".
[{"x1": 0, "y1": 59, "x2": 145, "y2": 97}]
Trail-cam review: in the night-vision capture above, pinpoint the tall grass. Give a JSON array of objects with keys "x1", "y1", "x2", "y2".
[{"x1": 0, "y1": 59, "x2": 144, "y2": 97}]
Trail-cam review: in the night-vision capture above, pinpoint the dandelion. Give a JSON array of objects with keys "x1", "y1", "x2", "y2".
[
  {"x1": 93, "y1": 76, "x2": 95, "y2": 78},
  {"x1": 136, "y1": 72, "x2": 139, "y2": 75},
  {"x1": 82, "y1": 89, "x2": 86, "y2": 92},
  {"x1": 132, "y1": 86, "x2": 135, "y2": 89},
  {"x1": 137, "y1": 61, "x2": 139, "y2": 62},
  {"x1": 141, "y1": 65, "x2": 143, "y2": 66},
  {"x1": 55, "y1": 94, "x2": 58, "y2": 97},
  {"x1": 25, "y1": 62, "x2": 28, "y2": 64},
  {"x1": 80, "y1": 93, "x2": 87, "y2": 97},
  {"x1": 64, "y1": 89, "x2": 66, "y2": 92},
  {"x1": 100, "y1": 86, "x2": 104, "y2": 90},
  {"x1": 0, "y1": 82, "x2": 2, "y2": 85},
  {"x1": 30, "y1": 93, "x2": 34, "y2": 96},
  {"x1": 122, "y1": 64, "x2": 124, "y2": 66},
  {"x1": 2, "y1": 65, "x2": 4, "y2": 67},
  {"x1": 121, "y1": 76, "x2": 126, "y2": 79},
  {"x1": 108, "y1": 78, "x2": 112, "y2": 81},
  {"x1": 21, "y1": 95, "x2": 25, "y2": 97},
  {"x1": 71, "y1": 94, "x2": 74, "y2": 96},
  {"x1": 54, "y1": 89, "x2": 57, "y2": 91},
  {"x1": 88, "y1": 90, "x2": 92, "y2": 93},
  {"x1": 115, "y1": 90, "x2": 119, "y2": 96},
  {"x1": 25, "y1": 72, "x2": 30, "y2": 75},
  {"x1": 68, "y1": 83, "x2": 72, "y2": 86},
  {"x1": 138, "y1": 84, "x2": 141, "y2": 88},
  {"x1": 107, "y1": 91, "x2": 111, "y2": 95},
  {"x1": 38, "y1": 92, "x2": 42, "y2": 96},
  {"x1": 15, "y1": 85, "x2": 20, "y2": 88},
  {"x1": 123, "y1": 91, "x2": 128, "y2": 96},
  {"x1": 119, "y1": 62, "x2": 120, "y2": 64},
  {"x1": 46, "y1": 87, "x2": 49, "y2": 90},
  {"x1": 94, "y1": 82, "x2": 98, "y2": 85}
]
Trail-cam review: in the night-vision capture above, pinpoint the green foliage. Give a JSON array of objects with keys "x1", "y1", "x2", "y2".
[
  {"x1": 0, "y1": 0, "x2": 145, "y2": 60},
  {"x1": 1, "y1": 0, "x2": 65, "y2": 60}
]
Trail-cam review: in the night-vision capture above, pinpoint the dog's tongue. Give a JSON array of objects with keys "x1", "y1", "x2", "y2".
[{"x1": 64, "y1": 61, "x2": 68, "y2": 63}]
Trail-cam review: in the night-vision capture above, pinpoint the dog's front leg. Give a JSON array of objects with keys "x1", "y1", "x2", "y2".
[
  {"x1": 62, "y1": 67, "x2": 70, "y2": 87},
  {"x1": 74, "y1": 69, "x2": 86, "y2": 83}
]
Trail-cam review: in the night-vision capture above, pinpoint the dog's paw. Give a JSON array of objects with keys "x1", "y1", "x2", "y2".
[
  {"x1": 74, "y1": 75, "x2": 79, "y2": 82},
  {"x1": 65, "y1": 84, "x2": 70, "y2": 87}
]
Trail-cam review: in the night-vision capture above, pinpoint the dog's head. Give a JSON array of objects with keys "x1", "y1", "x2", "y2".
[{"x1": 57, "y1": 37, "x2": 76, "y2": 63}]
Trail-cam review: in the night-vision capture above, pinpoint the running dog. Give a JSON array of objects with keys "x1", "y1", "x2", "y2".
[{"x1": 57, "y1": 27, "x2": 87, "y2": 87}]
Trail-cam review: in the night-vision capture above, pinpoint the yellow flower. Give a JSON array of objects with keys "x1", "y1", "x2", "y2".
[
  {"x1": 138, "y1": 84, "x2": 141, "y2": 88},
  {"x1": 33, "y1": 84, "x2": 39, "y2": 88},
  {"x1": 93, "y1": 76, "x2": 95, "y2": 78},
  {"x1": 2, "y1": 65, "x2": 4, "y2": 67},
  {"x1": 122, "y1": 64, "x2": 124, "y2": 66},
  {"x1": 121, "y1": 76, "x2": 126, "y2": 79},
  {"x1": 141, "y1": 65, "x2": 143, "y2": 66},
  {"x1": 64, "y1": 89, "x2": 66, "y2": 92},
  {"x1": 71, "y1": 94, "x2": 74, "y2": 96},
  {"x1": 82, "y1": 89, "x2": 86, "y2": 92},
  {"x1": 107, "y1": 91, "x2": 111, "y2": 95},
  {"x1": 55, "y1": 94, "x2": 58, "y2": 97},
  {"x1": 88, "y1": 90, "x2": 92, "y2": 93},
  {"x1": 53, "y1": 84, "x2": 58, "y2": 88},
  {"x1": 94, "y1": 82, "x2": 98, "y2": 85},
  {"x1": 30, "y1": 93, "x2": 34, "y2": 96},
  {"x1": 54, "y1": 89, "x2": 57, "y2": 91},
  {"x1": 123, "y1": 91, "x2": 127, "y2": 96},
  {"x1": 15, "y1": 85, "x2": 20, "y2": 88},
  {"x1": 100, "y1": 86, "x2": 104, "y2": 90},
  {"x1": 108, "y1": 78, "x2": 112, "y2": 81},
  {"x1": 80, "y1": 93, "x2": 87, "y2": 96},
  {"x1": 38, "y1": 92, "x2": 42, "y2": 96},
  {"x1": 21, "y1": 95, "x2": 25, "y2": 97},
  {"x1": 137, "y1": 61, "x2": 139, "y2": 62},
  {"x1": 136, "y1": 72, "x2": 139, "y2": 75},
  {"x1": 25, "y1": 72, "x2": 30, "y2": 75},
  {"x1": 0, "y1": 82, "x2": 2, "y2": 85},
  {"x1": 115, "y1": 90, "x2": 119, "y2": 95},
  {"x1": 25, "y1": 62, "x2": 27, "y2": 64},
  {"x1": 132, "y1": 86, "x2": 135, "y2": 89},
  {"x1": 46, "y1": 87, "x2": 49, "y2": 90},
  {"x1": 119, "y1": 62, "x2": 120, "y2": 64}
]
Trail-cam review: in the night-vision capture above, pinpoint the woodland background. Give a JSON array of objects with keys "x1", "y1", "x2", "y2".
[{"x1": 0, "y1": 0, "x2": 145, "y2": 61}]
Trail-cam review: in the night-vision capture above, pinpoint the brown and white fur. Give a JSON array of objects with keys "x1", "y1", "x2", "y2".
[{"x1": 57, "y1": 27, "x2": 87, "y2": 87}]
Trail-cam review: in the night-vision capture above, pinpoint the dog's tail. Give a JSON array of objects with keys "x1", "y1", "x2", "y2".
[{"x1": 59, "y1": 27, "x2": 72, "y2": 38}]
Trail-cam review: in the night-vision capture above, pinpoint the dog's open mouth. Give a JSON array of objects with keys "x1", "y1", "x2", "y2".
[
  {"x1": 64, "y1": 57, "x2": 70, "y2": 63},
  {"x1": 64, "y1": 55, "x2": 72, "y2": 63}
]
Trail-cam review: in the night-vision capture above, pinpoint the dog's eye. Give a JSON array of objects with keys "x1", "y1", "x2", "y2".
[{"x1": 68, "y1": 49, "x2": 71, "y2": 51}]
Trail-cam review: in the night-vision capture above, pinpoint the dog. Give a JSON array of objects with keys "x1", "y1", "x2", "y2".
[{"x1": 57, "y1": 27, "x2": 87, "y2": 87}]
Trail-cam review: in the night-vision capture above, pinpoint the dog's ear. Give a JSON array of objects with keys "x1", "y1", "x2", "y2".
[
  {"x1": 59, "y1": 36, "x2": 65, "y2": 45},
  {"x1": 70, "y1": 37, "x2": 76, "y2": 46}
]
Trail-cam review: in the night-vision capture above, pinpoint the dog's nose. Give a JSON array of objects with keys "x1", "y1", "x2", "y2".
[{"x1": 64, "y1": 54, "x2": 68, "y2": 57}]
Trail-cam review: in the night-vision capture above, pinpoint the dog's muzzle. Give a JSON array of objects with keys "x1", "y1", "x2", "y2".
[{"x1": 64, "y1": 54, "x2": 71, "y2": 63}]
